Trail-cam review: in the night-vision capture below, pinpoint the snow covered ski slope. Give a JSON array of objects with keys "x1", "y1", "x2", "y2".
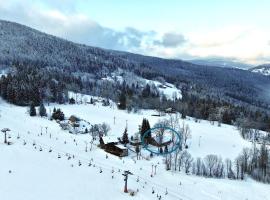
[{"x1": 0, "y1": 98, "x2": 269, "y2": 200}]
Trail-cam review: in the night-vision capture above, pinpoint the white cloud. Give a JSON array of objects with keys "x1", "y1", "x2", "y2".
[
  {"x1": 0, "y1": 2, "x2": 157, "y2": 51},
  {"x1": 154, "y1": 33, "x2": 186, "y2": 47},
  {"x1": 186, "y1": 26, "x2": 270, "y2": 64}
]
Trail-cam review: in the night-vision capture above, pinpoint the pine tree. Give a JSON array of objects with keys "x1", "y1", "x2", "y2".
[
  {"x1": 90, "y1": 97, "x2": 94, "y2": 104},
  {"x1": 69, "y1": 97, "x2": 75, "y2": 104},
  {"x1": 122, "y1": 127, "x2": 129, "y2": 146},
  {"x1": 39, "y1": 103, "x2": 47, "y2": 117},
  {"x1": 140, "y1": 118, "x2": 151, "y2": 140},
  {"x1": 52, "y1": 108, "x2": 65, "y2": 121},
  {"x1": 141, "y1": 84, "x2": 151, "y2": 98},
  {"x1": 118, "y1": 91, "x2": 126, "y2": 110},
  {"x1": 30, "y1": 103, "x2": 37, "y2": 116},
  {"x1": 57, "y1": 91, "x2": 64, "y2": 104}
]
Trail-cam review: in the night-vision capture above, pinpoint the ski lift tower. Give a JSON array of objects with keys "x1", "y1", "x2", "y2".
[
  {"x1": 122, "y1": 170, "x2": 133, "y2": 193},
  {"x1": 1, "y1": 128, "x2": 11, "y2": 144}
]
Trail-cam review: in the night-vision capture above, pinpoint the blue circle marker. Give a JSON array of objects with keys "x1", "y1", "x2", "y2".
[{"x1": 141, "y1": 126, "x2": 181, "y2": 155}]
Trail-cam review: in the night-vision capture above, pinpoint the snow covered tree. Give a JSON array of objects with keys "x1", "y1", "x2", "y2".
[
  {"x1": 29, "y1": 103, "x2": 36, "y2": 116},
  {"x1": 122, "y1": 127, "x2": 129, "y2": 146},
  {"x1": 182, "y1": 122, "x2": 191, "y2": 148},
  {"x1": 39, "y1": 103, "x2": 47, "y2": 117},
  {"x1": 100, "y1": 123, "x2": 111, "y2": 136},
  {"x1": 204, "y1": 154, "x2": 218, "y2": 177}
]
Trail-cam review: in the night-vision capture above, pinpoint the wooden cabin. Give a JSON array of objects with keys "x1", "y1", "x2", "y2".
[
  {"x1": 100, "y1": 137, "x2": 128, "y2": 157},
  {"x1": 148, "y1": 137, "x2": 172, "y2": 147},
  {"x1": 104, "y1": 143, "x2": 128, "y2": 157}
]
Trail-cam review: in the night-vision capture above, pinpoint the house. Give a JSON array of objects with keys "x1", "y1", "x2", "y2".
[
  {"x1": 147, "y1": 137, "x2": 172, "y2": 147},
  {"x1": 69, "y1": 115, "x2": 80, "y2": 123},
  {"x1": 59, "y1": 116, "x2": 91, "y2": 134},
  {"x1": 165, "y1": 107, "x2": 176, "y2": 113},
  {"x1": 100, "y1": 136, "x2": 128, "y2": 157},
  {"x1": 105, "y1": 143, "x2": 128, "y2": 157}
]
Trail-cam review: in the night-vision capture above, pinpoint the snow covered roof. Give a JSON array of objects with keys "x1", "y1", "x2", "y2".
[
  {"x1": 102, "y1": 136, "x2": 118, "y2": 144},
  {"x1": 115, "y1": 144, "x2": 127, "y2": 150}
]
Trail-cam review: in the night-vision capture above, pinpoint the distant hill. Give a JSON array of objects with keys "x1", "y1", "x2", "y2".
[
  {"x1": 0, "y1": 19, "x2": 270, "y2": 108},
  {"x1": 189, "y1": 58, "x2": 253, "y2": 69}
]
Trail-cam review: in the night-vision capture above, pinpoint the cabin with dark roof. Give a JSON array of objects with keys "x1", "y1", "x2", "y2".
[{"x1": 99, "y1": 136, "x2": 128, "y2": 157}]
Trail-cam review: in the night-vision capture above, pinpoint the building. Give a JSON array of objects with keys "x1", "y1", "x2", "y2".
[
  {"x1": 165, "y1": 107, "x2": 176, "y2": 113},
  {"x1": 100, "y1": 136, "x2": 128, "y2": 157},
  {"x1": 105, "y1": 143, "x2": 128, "y2": 157}
]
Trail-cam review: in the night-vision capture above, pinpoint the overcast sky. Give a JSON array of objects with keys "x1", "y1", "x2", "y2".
[{"x1": 1, "y1": 0, "x2": 270, "y2": 64}]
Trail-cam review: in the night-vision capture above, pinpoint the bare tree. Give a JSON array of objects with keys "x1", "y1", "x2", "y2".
[
  {"x1": 182, "y1": 122, "x2": 191, "y2": 148},
  {"x1": 204, "y1": 154, "x2": 218, "y2": 177},
  {"x1": 183, "y1": 152, "x2": 193, "y2": 174},
  {"x1": 101, "y1": 122, "x2": 111, "y2": 136}
]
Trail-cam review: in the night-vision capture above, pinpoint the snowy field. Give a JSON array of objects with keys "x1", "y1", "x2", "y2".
[{"x1": 0, "y1": 98, "x2": 269, "y2": 200}]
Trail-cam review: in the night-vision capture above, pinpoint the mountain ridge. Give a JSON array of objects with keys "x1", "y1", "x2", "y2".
[
  {"x1": 250, "y1": 64, "x2": 270, "y2": 76},
  {"x1": 0, "y1": 19, "x2": 270, "y2": 109}
]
